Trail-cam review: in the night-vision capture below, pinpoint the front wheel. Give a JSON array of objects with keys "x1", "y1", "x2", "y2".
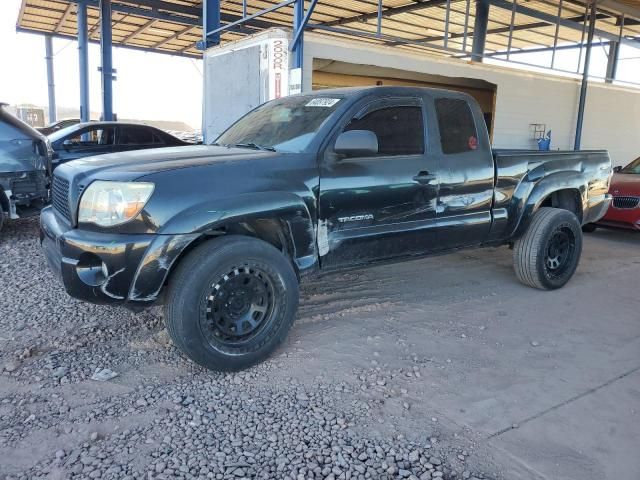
[
  {"x1": 164, "y1": 235, "x2": 299, "y2": 371},
  {"x1": 513, "y1": 207, "x2": 583, "y2": 290}
]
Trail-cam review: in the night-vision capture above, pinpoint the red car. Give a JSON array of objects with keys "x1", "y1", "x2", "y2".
[{"x1": 586, "y1": 156, "x2": 640, "y2": 231}]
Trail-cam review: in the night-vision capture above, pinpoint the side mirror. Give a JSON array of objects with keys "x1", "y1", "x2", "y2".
[
  {"x1": 613, "y1": 165, "x2": 622, "y2": 173},
  {"x1": 62, "y1": 139, "x2": 74, "y2": 150},
  {"x1": 335, "y1": 130, "x2": 378, "y2": 157}
]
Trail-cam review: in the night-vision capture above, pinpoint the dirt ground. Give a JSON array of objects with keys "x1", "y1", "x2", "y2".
[{"x1": 1, "y1": 217, "x2": 639, "y2": 480}]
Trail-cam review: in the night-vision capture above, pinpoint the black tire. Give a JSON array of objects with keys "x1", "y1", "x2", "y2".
[
  {"x1": 165, "y1": 235, "x2": 299, "y2": 371},
  {"x1": 581, "y1": 223, "x2": 597, "y2": 233},
  {"x1": 514, "y1": 207, "x2": 583, "y2": 290},
  {"x1": 0, "y1": 210, "x2": 4, "y2": 234}
]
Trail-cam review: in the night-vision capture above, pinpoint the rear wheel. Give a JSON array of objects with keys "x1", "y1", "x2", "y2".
[
  {"x1": 165, "y1": 235, "x2": 299, "y2": 371},
  {"x1": 514, "y1": 207, "x2": 583, "y2": 290}
]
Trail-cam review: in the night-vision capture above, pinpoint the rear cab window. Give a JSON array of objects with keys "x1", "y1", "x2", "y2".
[{"x1": 434, "y1": 98, "x2": 478, "y2": 155}]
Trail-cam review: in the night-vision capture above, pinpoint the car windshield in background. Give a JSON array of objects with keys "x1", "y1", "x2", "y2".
[
  {"x1": 216, "y1": 95, "x2": 344, "y2": 153},
  {"x1": 621, "y1": 157, "x2": 640, "y2": 174}
]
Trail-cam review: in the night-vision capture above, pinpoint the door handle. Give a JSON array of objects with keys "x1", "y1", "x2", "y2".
[{"x1": 413, "y1": 171, "x2": 437, "y2": 184}]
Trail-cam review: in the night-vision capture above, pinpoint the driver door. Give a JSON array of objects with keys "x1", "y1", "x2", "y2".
[{"x1": 318, "y1": 96, "x2": 439, "y2": 270}]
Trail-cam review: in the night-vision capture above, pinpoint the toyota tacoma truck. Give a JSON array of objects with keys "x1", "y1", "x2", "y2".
[{"x1": 40, "y1": 87, "x2": 612, "y2": 371}]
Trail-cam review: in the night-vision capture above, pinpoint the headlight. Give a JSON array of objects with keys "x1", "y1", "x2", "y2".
[{"x1": 78, "y1": 181, "x2": 154, "y2": 227}]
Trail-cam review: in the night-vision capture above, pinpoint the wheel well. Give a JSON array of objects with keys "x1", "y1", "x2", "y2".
[
  {"x1": 539, "y1": 189, "x2": 583, "y2": 222},
  {"x1": 164, "y1": 218, "x2": 298, "y2": 290}
]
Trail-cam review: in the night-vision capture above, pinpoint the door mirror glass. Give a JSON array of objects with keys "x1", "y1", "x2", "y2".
[
  {"x1": 335, "y1": 130, "x2": 378, "y2": 157},
  {"x1": 613, "y1": 165, "x2": 622, "y2": 173},
  {"x1": 62, "y1": 139, "x2": 74, "y2": 149}
]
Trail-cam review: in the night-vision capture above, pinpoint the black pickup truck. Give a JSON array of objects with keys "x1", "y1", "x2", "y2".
[{"x1": 41, "y1": 87, "x2": 612, "y2": 371}]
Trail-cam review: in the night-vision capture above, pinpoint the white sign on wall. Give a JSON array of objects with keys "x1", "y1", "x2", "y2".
[
  {"x1": 289, "y1": 68, "x2": 302, "y2": 95},
  {"x1": 267, "y1": 38, "x2": 289, "y2": 100}
]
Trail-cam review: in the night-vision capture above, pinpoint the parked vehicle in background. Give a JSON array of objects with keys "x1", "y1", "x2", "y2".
[
  {"x1": 166, "y1": 129, "x2": 203, "y2": 144},
  {"x1": 37, "y1": 118, "x2": 80, "y2": 136},
  {"x1": 41, "y1": 87, "x2": 612, "y2": 371},
  {"x1": 0, "y1": 103, "x2": 51, "y2": 234},
  {"x1": 583, "y1": 156, "x2": 640, "y2": 232},
  {"x1": 48, "y1": 122, "x2": 189, "y2": 169}
]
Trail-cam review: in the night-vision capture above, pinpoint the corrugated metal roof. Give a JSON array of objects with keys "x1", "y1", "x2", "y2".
[{"x1": 16, "y1": 0, "x2": 640, "y2": 59}]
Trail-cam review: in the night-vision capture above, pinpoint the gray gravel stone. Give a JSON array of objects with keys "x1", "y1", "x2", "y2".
[{"x1": 0, "y1": 218, "x2": 493, "y2": 480}]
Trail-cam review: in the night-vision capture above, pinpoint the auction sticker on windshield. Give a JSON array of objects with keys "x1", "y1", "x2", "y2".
[{"x1": 306, "y1": 98, "x2": 341, "y2": 107}]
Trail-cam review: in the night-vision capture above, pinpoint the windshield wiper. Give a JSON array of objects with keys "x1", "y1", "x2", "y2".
[{"x1": 230, "y1": 142, "x2": 276, "y2": 152}]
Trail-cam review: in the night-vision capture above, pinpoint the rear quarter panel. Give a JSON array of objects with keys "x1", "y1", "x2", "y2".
[{"x1": 488, "y1": 150, "x2": 611, "y2": 241}]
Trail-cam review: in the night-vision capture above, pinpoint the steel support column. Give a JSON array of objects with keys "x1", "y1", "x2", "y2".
[
  {"x1": 471, "y1": 0, "x2": 489, "y2": 62},
  {"x1": 45, "y1": 35, "x2": 56, "y2": 124},
  {"x1": 77, "y1": 2, "x2": 90, "y2": 122},
  {"x1": 292, "y1": 0, "x2": 304, "y2": 69},
  {"x1": 605, "y1": 41, "x2": 620, "y2": 82},
  {"x1": 574, "y1": 1, "x2": 597, "y2": 151},
  {"x1": 99, "y1": 0, "x2": 114, "y2": 121},
  {"x1": 202, "y1": 0, "x2": 221, "y2": 48}
]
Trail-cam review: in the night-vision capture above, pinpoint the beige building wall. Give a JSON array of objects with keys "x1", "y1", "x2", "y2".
[{"x1": 303, "y1": 33, "x2": 640, "y2": 166}]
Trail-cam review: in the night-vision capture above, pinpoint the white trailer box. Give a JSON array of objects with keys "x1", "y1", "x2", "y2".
[{"x1": 203, "y1": 29, "x2": 292, "y2": 143}]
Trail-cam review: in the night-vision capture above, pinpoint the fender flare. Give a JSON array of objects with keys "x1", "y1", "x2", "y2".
[
  {"x1": 509, "y1": 171, "x2": 587, "y2": 239},
  {"x1": 128, "y1": 192, "x2": 317, "y2": 302}
]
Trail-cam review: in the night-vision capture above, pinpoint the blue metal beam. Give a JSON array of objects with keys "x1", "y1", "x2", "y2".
[
  {"x1": 202, "y1": 0, "x2": 220, "y2": 49},
  {"x1": 574, "y1": 1, "x2": 597, "y2": 151},
  {"x1": 471, "y1": 0, "x2": 489, "y2": 62},
  {"x1": 605, "y1": 41, "x2": 620, "y2": 83},
  {"x1": 488, "y1": 0, "x2": 640, "y2": 49},
  {"x1": 606, "y1": 14, "x2": 624, "y2": 83},
  {"x1": 291, "y1": 0, "x2": 320, "y2": 50},
  {"x1": 44, "y1": 35, "x2": 57, "y2": 124},
  {"x1": 206, "y1": 0, "x2": 295, "y2": 37},
  {"x1": 77, "y1": 3, "x2": 90, "y2": 122},
  {"x1": 292, "y1": 0, "x2": 304, "y2": 69},
  {"x1": 70, "y1": 0, "x2": 277, "y2": 37},
  {"x1": 99, "y1": 0, "x2": 114, "y2": 121},
  {"x1": 323, "y1": 0, "x2": 449, "y2": 27},
  {"x1": 17, "y1": 27, "x2": 201, "y2": 59},
  {"x1": 483, "y1": 40, "x2": 610, "y2": 57}
]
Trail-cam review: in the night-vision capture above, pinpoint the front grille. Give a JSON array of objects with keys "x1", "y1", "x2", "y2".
[
  {"x1": 51, "y1": 175, "x2": 71, "y2": 222},
  {"x1": 612, "y1": 196, "x2": 640, "y2": 209}
]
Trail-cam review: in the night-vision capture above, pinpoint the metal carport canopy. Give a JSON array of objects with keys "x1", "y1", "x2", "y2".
[{"x1": 16, "y1": 0, "x2": 640, "y2": 59}]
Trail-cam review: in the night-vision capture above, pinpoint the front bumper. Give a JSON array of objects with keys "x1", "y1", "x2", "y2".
[
  {"x1": 40, "y1": 207, "x2": 197, "y2": 306},
  {"x1": 596, "y1": 201, "x2": 640, "y2": 231}
]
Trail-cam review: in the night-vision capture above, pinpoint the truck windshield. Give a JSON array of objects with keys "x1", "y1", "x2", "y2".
[
  {"x1": 216, "y1": 95, "x2": 344, "y2": 153},
  {"x1": 621, "y1": 157, "x2": 640, "y2": 174}
]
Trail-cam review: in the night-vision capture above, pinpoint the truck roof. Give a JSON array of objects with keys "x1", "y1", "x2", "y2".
[{"x1": 304, "y1": 85, "x2": 474, "y2": 101}]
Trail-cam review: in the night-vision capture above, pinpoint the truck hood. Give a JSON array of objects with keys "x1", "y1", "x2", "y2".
[
  {"x1": 56, "y1": 145, "x2": 276, "y2": 181},
  {"x1": 0, "y1": 105, "x2": 51, "y2": 175},
  {"x1": 609, "y1": 173, "x2": 640, "y2": 196}
]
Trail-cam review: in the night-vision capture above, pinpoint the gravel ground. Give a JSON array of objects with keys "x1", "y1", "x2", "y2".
[{"x1": 0, "y1": 218, "x2": 495, "y2": 480}]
